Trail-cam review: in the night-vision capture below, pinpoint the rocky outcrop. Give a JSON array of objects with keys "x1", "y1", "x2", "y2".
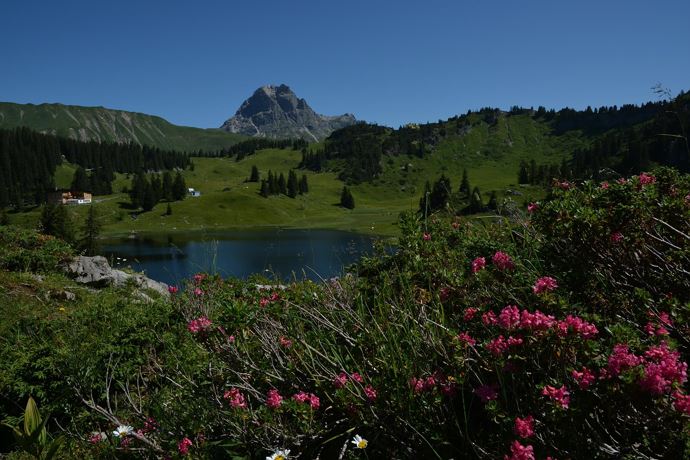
[
  {"x1": 63, "y1": 256, "x2": 169, "y2": 298},
  {"x1": 220, "y1": 84, "x2": 356, "y2": 141}
]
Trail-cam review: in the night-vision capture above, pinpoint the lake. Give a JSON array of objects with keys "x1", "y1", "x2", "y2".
[{"x1": 101, "y1": 229, "x2": 378, "y2": 286}]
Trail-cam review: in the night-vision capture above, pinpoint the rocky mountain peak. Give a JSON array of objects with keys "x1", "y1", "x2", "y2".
[{"x1": 220, "y1": 84, "x2": 356, "y2": 142}]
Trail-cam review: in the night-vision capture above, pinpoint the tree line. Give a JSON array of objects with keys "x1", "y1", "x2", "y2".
[
  {"x1": 0, "y1": 127, "x2": 191, "y2": 209},
  {"x1": 419, "y1": 169, "x2": 497, "y2": 216},
  {"x1": 128, "y1": 171, "x2": 187, "y2": 212},
  {"x1": 190, "y1": 138, "x2": 308, "y2": 161},
  {"x1": 259, "y1": 170, "x2": 308, "y2": 198}
]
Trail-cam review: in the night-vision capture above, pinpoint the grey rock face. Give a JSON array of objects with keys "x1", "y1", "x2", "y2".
[
  {"x1": 220, "y1": 84, "x2": 356, "y2": 141},
  {"x1": 64, "y1": 256, "x2": 169, "y2": 298}
]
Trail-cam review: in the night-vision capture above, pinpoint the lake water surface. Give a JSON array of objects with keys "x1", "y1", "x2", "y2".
[{"x1": 101, "y1": 229, "x2": 377, "y2": 286}]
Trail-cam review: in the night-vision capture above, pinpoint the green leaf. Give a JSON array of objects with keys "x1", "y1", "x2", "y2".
[{"x1": 24, "y1": 397, "x2": 45, "y2": 442}]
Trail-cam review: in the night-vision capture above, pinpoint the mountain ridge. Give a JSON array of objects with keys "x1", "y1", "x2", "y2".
[
  {"x1": 0, "y1": 101, "x2": 246, "y2": 152},
  {"x1": 220, "y1": 84, "x2": 356, "y2": 141}
]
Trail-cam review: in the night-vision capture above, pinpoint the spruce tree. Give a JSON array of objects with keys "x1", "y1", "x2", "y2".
[
  {"x1": 71, "y1": 167, "x2": 90, "y2": 191},
  {"x1": 459, "y1": 169, "x2": 471, "y2": 197},
  {"x1": 260, "y1": 179, "x2": 270, "y2": 197},
  {"x1": 518, "y1": 161, "x2": 529, "y2": 184},
  {"x1": 249, "y1": 165, "x2": 260, "y2": 182},
  {"x1": 419, "y1": 180, "x2": 432, "y2": 214},
  {"x1": 430, "y1": 174, "x2": 451, "y2": 211},
  {"x1": 172, "y1": 172, "x2": 187, "y2": 201},
  {"x1": 79, "y1": 205, "x2": 101, "y2": 256},
  {"x1": 299, "y1": 175, "x2": 309, "y2": 194},
  {"x1": 278, "y1": 173, "x2": 287, "y2": 195},
  {"x1": 166, "y1": 203, "x2": 172, "y2": 215},
  {"x1": 162, "y1": 171, "x2": 173, "y2": 201},
  {"x1": 142, "y1": 182, "x2": 157, "y2": 212},
  {"x1": 469, "y1": 186, "x2": 483, "y2": 213},
  {"x1": 287, "y1": 170, "x2": 298, "y2": 198},
  {"x1": 39, "y1": 203, "x2": 73, "y2": 244},
  {"x1": 340, "y1": 186, "x2": 355, "y2": 209}
]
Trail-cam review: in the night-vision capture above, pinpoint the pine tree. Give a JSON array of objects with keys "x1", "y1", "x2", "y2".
[
  {"x1": 166, "y1": 203, "x2": 172, "y2": 215},
  {"x1": 287, "y1": 170, "x2": 298, "y2": 198},
  {"x1": 142, "y1": 182, "x2": 157, "y2": 212},
  {"x1": 299, "y1": 175, "x2": 309, "y2": 194},
  {"x1": 162, "y1": 171, "x2": 173, "y2": 201},
  {"x1": 260, "y1": 179, "x2": 269, "y2": 197},
  {"x1": 469, "y1": 186, "x2": 483, "y2": 213},
  {"x1": 278, "y1": 173, "x2": 287, "y2": 195},
  {"x1": 518, "y1": 161, "x2": 529, "y2": 184},
  {"x1": 79, "y1": 205, "x2": 101, "y2": 256},
  {"x1": 39, "y1": 203, "x2": 73, "y2": 244},
  {"x1": 459, "y1": 169, "x2": 471, "y2": 197},
  {"x1": 71, "y1": 167, "x2": 90, "y2": 191},
  {"x1": 267, "y1": 171, "x2": 277, "y2": 195},
  {"x1": 419, "y1": 180, "x2": 432, "y2": 214},
  {"x1": 172, "y1": 172, "x2": 187, "y2": 201},
  {"x1": 488, "y1": 191, "x2": 498, "y2": 210},
  {"x1": 129, "y1": 173, "x2": 148, "y2": 209},
  {"x1": 340, "y1": 186, "x2": 355, "y2": 209},
  {"x1": 249, "y1": 165, "x2": 260, "y2": 182},
  {"x1": 430, "y1": 174, "x2": 451, "y2": 211}
]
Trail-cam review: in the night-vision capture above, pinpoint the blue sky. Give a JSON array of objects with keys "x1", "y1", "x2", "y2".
[{"x1": 2, "y1": 0, "x2": 689, "y2": 128}]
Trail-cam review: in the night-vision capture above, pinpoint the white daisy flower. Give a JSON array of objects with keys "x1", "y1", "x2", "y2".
[
  {"x1": 266, "y1": 449, "x2": 290, "y2": 460},
  {"x1": 112, "y1": 425, "x2": 134, "y2": 438},
  {"x1": 351, "y1": 434, "x2": 368, "y2": 449}
]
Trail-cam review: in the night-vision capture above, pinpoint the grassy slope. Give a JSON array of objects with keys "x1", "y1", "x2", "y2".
[{"x1": 0, "y1": 102, "x2": 246, "y2": 151}]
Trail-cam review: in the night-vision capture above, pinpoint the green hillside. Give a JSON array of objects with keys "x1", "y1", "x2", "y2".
[{"x1": 0, "y1": 102, "x2": 246, "y2": 151}]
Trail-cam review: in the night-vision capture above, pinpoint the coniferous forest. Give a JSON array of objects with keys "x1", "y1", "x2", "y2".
[{"x1": 0, "y1": 127, "x2": 191, "y2": 209}]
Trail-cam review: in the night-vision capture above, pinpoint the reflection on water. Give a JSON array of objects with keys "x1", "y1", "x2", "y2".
[{"x1": 101, "y1": 229, "x2": 377, "y2": 286}]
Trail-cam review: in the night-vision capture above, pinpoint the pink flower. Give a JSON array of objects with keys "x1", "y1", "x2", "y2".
[
  {"x1": 487, "y1": 336, "x2": 509, "y2": 356},
  {"x1": 292, "y1": 391, "x2": 309, "y2": 404},
  {"x1": 607, "y1": 344, "x2": 642, "y2": 377},
  {"x1": 224, "y1": 388, "x2": 247, "y2": 409},
  {"x1": 519, "y1": 309, "x2": 556, "y2": 331},
  {"x1": 482, "y1": 311, "x2": 498, "y2": 326},
  {"x1": 639, "y1": 342, "x2": 687, "y2": 394},
  {"x1": 557, "y1": 315, "x2": 598, "y2": 339},
  {"x1": 492, "y1": 251, "x2": 515, "y2": 271},
  {"x1": 409, "y1": 377, "x2": 426, "y2": 394},
  {"x1": 507, "y1": 336, "x2": 523, "y2": 347},
  {"x1": 571, "y1": 367, "x2": 596, "y2": 389},
  {"x1": 187, "y1": 316, "x2": 212, "y2": 334},
  {"x1": 474, "y1": 384, "x2": 498, "y2": 403},
  {"x1": 423, "y1": 232, "x2": 431, "y2": 241},
  {"x1": 610, "y1": 232, "x2": 623, "y2": 243},
  {"x1": 527, "y1": 202, "x2": 539, "y2": 213},
  {"x1": 456, "y1": 331, "x2": 476, "y2": 347},
  {"x1": 542, "y1": 385, "x2": 570, "y2": 409},
  {"x1": 89, "y1": 432, "x2": 105, "y2": 444},
  {"x1": 308, "y1": 393, "x2": 320, "y2": 410},
  {"x1": 270, "y1": 292, "x2": 280, "y2": 302},
  {"x1": 638, "y1": 172, "x2": 656, "y2": 186},
  {"x1": 193, "y1": 287, "x2": 203, "y2": 297},
  {"x1": 439, "y1": 287, "x2": 451, "y2": 301},
  {"x1": 463, "y1": 307, "x2": 478, "y2": 321},
  {"x1": 471, "y1": 257, "x2": 486, "y2": 273},
  {"x1": 364, "y1": 385, "x2": 377, "y2": 402},
  {"x1": 504, "y1": 440, "x2": 535, "y2": 460},
  {"x1": 532, "y1": 276, "x2": 558, "y2": 294},
  {"x1": 259, "y1": 297, "x2": 270, "y2": 308},
  {"x1": 168, "y1": 285, "x2": 179, "y2": 294},
  {"x1": 600, "y1": 181, "x2": 610, "y2": 190},
  {"x1": 514, "y1": 415, "x2": 535, "y2": 438},
  {"x1": 673, "y1": 391, "x2": 690, "y2": 415},
  {"x1": 685, "y1": 194, "x2": 690, "y2": 206},
  {"x1": 266, "y1": 389, "x2": 283, "y2": 409},
  {"x1": 556, "y1": 181, "x2": 572, "y2": 190},
  {"x1": 350, "y1": 372, "x2": 364, "y2": 383},
  {"x1": 192, "y1": 273, "x2": 205, "y2": 284},
  {"x1": 333, "y1": 372, "x2": 348, "y2": 388},
  {"x1": 143, "y1": 417, "x2": 158, "y2": 433},
  {"x1": 279, "y1": 336, "x2": 292, "y2": 348},
  {"x1": 178, "y1": 437, "x2": 193, "y2": 455},
  {"x1": 498, "y1": 305, "x2": 521, "y2": 329},
  {"x1": 617, "y1": 178, "x2": 628, "y2": 185}
]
